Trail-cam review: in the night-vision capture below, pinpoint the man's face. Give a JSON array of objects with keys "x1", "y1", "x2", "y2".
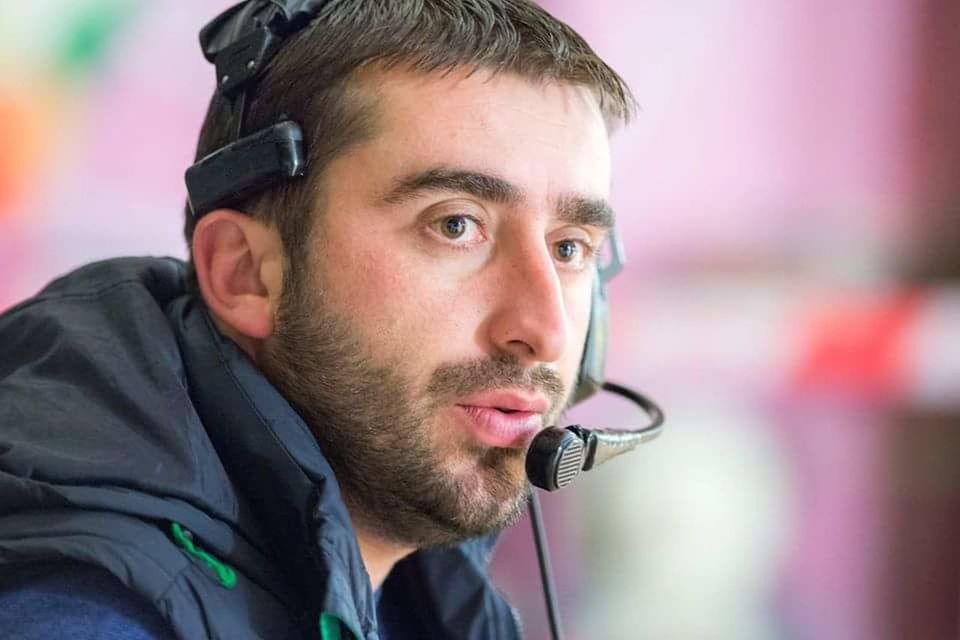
[{"x1": 261, "y1": 68, "x2": 612, "y2": 547}]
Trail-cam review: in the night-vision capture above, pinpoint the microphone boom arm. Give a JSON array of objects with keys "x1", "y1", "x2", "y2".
[{"x1": 574, "y1": 381, "x2": 664, "y2": 471}]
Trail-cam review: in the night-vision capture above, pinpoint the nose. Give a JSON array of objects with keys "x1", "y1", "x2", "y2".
[{"x1": 487, "y1": 239, "x2": 569, "y2": 366}]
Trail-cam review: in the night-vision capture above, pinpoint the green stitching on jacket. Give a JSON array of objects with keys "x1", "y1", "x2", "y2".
[
  {"x1": 319, "y1": 611, "x2": 362, "y2": 640},
  {"x1": 319, "y1": 612, "x2": 343, "y2": 640},
  {"x1": 170, "y1": 522, "x2": 237, "y2": 589}
]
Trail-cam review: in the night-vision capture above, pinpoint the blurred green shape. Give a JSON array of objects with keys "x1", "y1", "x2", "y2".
[{"x1": 57, "y1": 0, "x2": 139, "y2": 77}]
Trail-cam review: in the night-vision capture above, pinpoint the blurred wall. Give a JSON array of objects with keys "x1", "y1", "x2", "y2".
[{"x1": 2, "y1": 2, "x2": 959, "y2": 639}]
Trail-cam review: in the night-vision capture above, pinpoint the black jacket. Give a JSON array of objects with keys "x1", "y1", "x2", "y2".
[{"x1": 0, "y1": 257, "x2": 522, "y2": 640}]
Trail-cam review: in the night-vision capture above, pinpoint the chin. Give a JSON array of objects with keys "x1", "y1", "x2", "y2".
[{"x1": 449, "y1": 449, "x2": 528, "y2": 523}]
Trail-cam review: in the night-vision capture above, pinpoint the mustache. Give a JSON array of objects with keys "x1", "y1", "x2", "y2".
[{"x1": 426, "y1": 355, "x2": 566, "y2": 417}]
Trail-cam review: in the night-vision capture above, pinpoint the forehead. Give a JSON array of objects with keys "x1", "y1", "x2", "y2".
[{"x1": 348, "y1": 67, "x2": 612, "y2": 200}]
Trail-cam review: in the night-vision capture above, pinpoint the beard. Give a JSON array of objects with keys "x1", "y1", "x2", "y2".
[{"x1": 259, "y1": 258, "x2": 568, "y2": 548}]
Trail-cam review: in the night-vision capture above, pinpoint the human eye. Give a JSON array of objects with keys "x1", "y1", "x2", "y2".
[
  {"x1": 428, "y1": 212, "x2": 485, "y2": 247},
  {"x1": 552, "y1": 237, "x2": 596, "y2": 271}
]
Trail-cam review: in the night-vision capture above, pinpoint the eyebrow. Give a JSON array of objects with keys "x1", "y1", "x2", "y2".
[
  {"x1": 557, "y1": 194, "x2": 616, "y2": 230},
  {"x1": 380, "y1": 166, "x2": 616, "y2": 230}
]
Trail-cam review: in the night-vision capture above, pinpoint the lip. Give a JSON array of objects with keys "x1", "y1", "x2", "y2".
[
  {"x1": 455, "y1": 405, "x2": 542, "y2": 449},
  {"x1": 454, "y1": 389, "x2": 550, "y2": 449},
  {"x1": 456, "y1": 390, "x2": 551, "y2": 414}
]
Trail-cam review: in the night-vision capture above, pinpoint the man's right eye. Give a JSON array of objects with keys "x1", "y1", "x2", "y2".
[{"x1": 431, "y1": 214, "x2": 483, "y2": 245}]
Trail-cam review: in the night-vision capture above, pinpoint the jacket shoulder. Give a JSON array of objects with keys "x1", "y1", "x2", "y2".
[
  {"x1": 0, "y1": 510, "x2": 302, "y2": 640},
  {"x1": 4, "y1": 257, "x2": 187, "y2": 314},
  {"x1": 0, "y1": 561, "x2": 177, "y2": 639}
]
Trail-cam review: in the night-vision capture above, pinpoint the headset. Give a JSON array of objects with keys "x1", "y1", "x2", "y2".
[{"x1": 185, "y1": 3, "x2": 664, "y2": 638}]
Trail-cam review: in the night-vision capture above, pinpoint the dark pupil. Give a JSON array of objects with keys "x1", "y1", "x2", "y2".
[
  {"x1": 443, "y1": 216, "x2": 467, "y2": 238},
  {"x1": 556, "y1": 241, "x2": 576, "y2": 260}
]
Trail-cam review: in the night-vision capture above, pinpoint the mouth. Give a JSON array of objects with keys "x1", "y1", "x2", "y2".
[
  {"x1": 455, "y1": 405, "x2": 542, "y2": 449},
  {"x1": 453, "y1": 390, "x2": 550, "y2": 449}
]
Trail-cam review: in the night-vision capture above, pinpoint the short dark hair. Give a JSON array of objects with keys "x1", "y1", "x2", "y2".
[{"x1": 183, "y1": 0, "x2": 636, "y2": 286}]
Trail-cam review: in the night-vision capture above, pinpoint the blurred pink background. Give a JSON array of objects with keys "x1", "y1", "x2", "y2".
[{"x1": 2, "y1": 2, "x2": 959, "y2": 639}]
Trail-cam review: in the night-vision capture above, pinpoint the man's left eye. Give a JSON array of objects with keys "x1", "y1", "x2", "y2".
[{"x1": 553, "y1": 239, "x2": 592, "y2": 266}]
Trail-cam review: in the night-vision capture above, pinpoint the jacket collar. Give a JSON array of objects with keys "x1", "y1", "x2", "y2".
[{"x1": 168, "y1": 293, "x2": 377, "y2": 638}]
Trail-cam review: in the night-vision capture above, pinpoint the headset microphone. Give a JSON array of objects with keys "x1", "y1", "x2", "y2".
[{"x1": 525, "y1": 381, "x2": 664, "y2": 491}]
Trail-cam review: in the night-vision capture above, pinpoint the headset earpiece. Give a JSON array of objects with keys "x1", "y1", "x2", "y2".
[
  {"x1": 570, "y1": 227, "x2": 624, "y2": 405},
  {"x1": 571, "y1": 268, "x2": 609, "y2": 405}
]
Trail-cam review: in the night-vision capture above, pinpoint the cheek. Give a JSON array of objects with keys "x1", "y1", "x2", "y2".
[{"x1": 315, "y1": 227, "x2": 469, "y2": 375}]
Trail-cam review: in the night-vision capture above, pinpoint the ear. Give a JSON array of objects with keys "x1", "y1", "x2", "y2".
[{"x1": 192, "y1": 209, "x2": 283, "y2": 344}]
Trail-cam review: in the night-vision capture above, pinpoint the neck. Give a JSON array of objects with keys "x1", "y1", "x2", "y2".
[{"x1": 354, "y1": 526, "x2": 414, "y2": 590}]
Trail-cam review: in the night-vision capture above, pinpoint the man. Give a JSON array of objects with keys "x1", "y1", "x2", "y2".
[{"x1": 0, "y1": 1, "x2": 634, "y2": 638}]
